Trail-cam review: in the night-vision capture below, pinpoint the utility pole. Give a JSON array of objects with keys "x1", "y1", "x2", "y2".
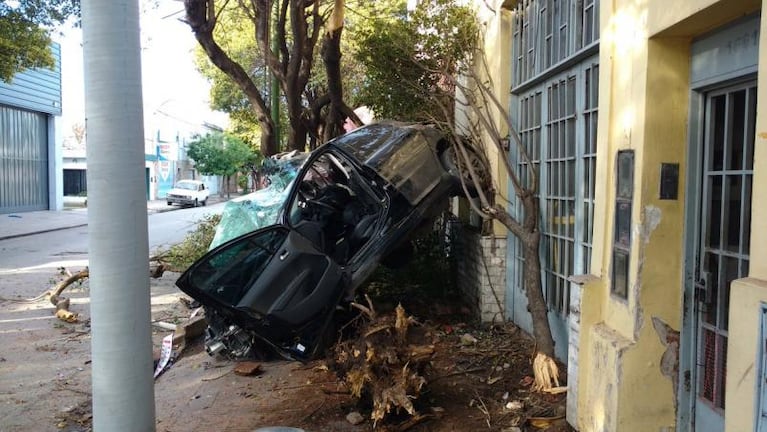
[{"x1": 82, "y1": 0, "x2": 156, "y2": 430}]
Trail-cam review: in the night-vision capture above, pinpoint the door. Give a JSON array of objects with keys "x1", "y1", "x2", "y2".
[
  {"x1": 0, "y1": 106, "x2": 49, "y2": 214},
  {"x1": 692, "y1": 81, "x2": 755, "y2": 430},
  {"x1": 177, "y1": 225, "x2": 344, "y2": 353}
]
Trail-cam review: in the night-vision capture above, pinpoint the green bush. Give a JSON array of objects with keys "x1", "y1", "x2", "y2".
[{"x1": 159, "y1": 213, "x2": 222, "y2": 271}]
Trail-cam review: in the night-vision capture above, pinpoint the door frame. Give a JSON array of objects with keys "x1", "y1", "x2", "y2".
[{"x1": 679, "y1": 76, "x2": 758, "y2": 431}]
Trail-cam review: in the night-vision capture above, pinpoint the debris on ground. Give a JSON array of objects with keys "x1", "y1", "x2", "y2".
[
  {"x1": 331, "y1": 298, "x2": 434, "y2": 428},
  {"x1": 234, "y1": 361, "x2": 263, "y2": 376}
]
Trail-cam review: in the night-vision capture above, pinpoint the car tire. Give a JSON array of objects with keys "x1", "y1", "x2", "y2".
[
  {"x1": 202, "y1": 199, "x2": 207, "y2": 206},
  {"x1": 440, "y1": 143, "x2": 491, "y2": 198}
]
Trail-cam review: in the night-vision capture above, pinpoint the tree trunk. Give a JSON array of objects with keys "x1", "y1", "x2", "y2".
[
  {"x1": 321, "y1": 21, "x2": 345, "y2": 142},
  {"x1": 521, "y1": 230, "x2": 555, "y2": 358},
  {"x1": 184, "y1": 0, "x2": 278, "y2": 156}
]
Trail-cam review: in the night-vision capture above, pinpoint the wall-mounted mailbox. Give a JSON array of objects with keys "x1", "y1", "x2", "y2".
[{"x1": 660, "y1": 163, "x2": 679, "y2": 200}]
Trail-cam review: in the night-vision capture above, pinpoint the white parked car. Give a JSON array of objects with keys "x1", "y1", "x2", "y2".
[{"x1": 167, "y1": 180, "x2": 210, "y2": 207}]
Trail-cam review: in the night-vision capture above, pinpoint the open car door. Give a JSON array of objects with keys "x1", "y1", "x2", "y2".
[{"x1": 176, "y1": 225, "x2": 344, "y2": 359}]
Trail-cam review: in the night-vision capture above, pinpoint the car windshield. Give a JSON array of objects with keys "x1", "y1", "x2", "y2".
[
  {"x1": 175, "y1": 181, "x2": 198, "y2": 190},
  {"x1": 208, "y1": 152, "x2": 307, "y2": 250}
]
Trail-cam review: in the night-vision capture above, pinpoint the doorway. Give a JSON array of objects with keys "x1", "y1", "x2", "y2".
[{"x1": 688, "y1": 81, "x2": 755, "y2": 431}]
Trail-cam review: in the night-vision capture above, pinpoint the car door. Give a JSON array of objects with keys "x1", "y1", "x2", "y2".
[{"x1": 176, "y1": 225, "x2": 344, "y2": 335}]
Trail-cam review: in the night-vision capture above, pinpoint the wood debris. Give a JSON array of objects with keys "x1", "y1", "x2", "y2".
[{"x1": 331, "y1": 300, "x2": 435, "y2": 428}]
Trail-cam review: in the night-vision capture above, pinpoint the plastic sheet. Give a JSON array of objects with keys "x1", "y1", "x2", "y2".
[{"x1": 209, "y1": 152, "x2": 307, "y2": 250}]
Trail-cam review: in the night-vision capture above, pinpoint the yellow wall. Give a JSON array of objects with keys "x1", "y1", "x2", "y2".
[
  {"x1": 750, "y1": 2, "x2": 767, "y2": 281},
  {"x1": 577, "y1": 0, "x2": 763, "y2": 430},
  {"x1": 726, "y1": 279, "x2": 767, "y2": 431},
  {"x1": 461, "y1": 0, "x2": 512, "y2": 237}
]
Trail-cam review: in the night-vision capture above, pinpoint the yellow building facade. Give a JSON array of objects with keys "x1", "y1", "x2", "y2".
[
  {"x1": 470, "y1": 0, "x2": 767, "y2": 430},
  {"x1": 576, "y1": 0, "x2": 764, "y2": 430}
]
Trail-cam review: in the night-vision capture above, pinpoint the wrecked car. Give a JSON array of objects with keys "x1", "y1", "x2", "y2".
[{"x1": 176, "y1": 121, "x2": 485, "y2": 360}]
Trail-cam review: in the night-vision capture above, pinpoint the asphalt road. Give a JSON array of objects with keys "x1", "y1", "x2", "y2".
[
  {"x1": 0, "y1": 202, "x2": 226, "y2": 279},
  {"x1": 0, "y1": 202, "x2": 226, "y2": 431}
]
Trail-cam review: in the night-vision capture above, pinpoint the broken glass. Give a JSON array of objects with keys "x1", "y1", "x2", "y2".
[{"x1": 209, "y1": 152, "x2": 307, "y2": 250}]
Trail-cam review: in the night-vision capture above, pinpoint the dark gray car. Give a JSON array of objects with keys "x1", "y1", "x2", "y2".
[{"x1": 176, "y1": 121, "x2": 481, "y2": 360}]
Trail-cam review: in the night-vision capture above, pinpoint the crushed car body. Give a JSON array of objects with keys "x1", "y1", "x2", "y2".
[{"x1": 176, "y1": 121, "x2": 475, "y2": 360}]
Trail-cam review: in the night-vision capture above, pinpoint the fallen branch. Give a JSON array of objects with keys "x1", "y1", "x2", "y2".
[{"x1": 49, "y1": 268, "x2": 89, "y2": 323}]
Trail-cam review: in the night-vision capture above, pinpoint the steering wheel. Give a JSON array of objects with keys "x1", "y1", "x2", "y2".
[
  {"x1": 306, "y1": 198, "x2": 337, "y2": 212},
  {"x1": 299, "y1": 180, "x2": 320, "y2": 201}
]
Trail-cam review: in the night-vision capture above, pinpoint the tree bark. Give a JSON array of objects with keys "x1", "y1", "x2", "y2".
[
  {"x1": 522, "y1": 230, "x2": 555, "y2": 358},
  {"x1": 185, "y1": 0, "x2": 278, "y2": 155}
]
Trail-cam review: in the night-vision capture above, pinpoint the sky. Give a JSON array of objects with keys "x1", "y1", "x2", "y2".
[{"x1": 55, "y1": 1, "x2": 228, "y2": 150}]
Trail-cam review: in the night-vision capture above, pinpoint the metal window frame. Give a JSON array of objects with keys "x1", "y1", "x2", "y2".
[
  {"x1": 510, "y1": 58, "x2": 598, "y2": 316},
  {"x1": 756, "y1": 302, "x2": 767, "y2": 431},
  {"x1": 610, "y1": 150, "x2": 634, "y2": 299},
  {"x1": 512, "y1": 0, "x2": 600, "y2": 86}
]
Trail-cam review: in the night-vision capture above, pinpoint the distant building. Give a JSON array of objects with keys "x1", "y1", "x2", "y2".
[{"x1": 0, "y1": 43, "x2": 63, "y2": 214}]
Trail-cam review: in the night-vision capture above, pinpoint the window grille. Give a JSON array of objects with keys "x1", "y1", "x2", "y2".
[
  {"x1": 511, "y1": 60, "x2": 598, "y2": 316},
  {"x1": 512, "y1": 0, "x2": 600, "y2": 86}
]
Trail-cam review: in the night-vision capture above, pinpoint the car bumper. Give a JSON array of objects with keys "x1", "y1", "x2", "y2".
[{"x1": 167, "y1": 196, "x2": 196, "y2": 205}]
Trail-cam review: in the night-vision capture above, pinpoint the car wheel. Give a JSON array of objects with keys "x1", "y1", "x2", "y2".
[
  {"x1": 202, "y1": 199, "x2": 207, "y2": 206},
  {"x1": 440, "y1": 143, "x2": 491, "y2": 198}
]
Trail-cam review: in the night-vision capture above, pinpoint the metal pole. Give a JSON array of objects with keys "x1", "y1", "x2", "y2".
[{"x1": 82, "y1": 0, "x2": 156, "y2": 430}]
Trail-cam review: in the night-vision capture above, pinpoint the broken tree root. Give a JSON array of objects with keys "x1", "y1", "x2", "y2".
[
  {"x1": 50, "y1": 268, "x2": 89, "y2": 323},
  {"x1": 531, "y1": 352, "x2": 567, "y2": 394},
  {"x1": 331, "y1": 303, "x2": 435, "y2": 429}
]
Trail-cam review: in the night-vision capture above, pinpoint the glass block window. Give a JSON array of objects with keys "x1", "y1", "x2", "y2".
[{"x1": 612, "y1": 150, "x2": 634, "y2": 298}]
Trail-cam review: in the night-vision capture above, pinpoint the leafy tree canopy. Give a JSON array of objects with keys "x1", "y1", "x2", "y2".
[
  {"x1": 194, "y1": 5, "x2": 270, "y2": 149},
  {"x1": 186, "y1": 131, "x2": 260, "y2": 178},
  {"x1": 352, "y1": 0, "x2": 478, "y2": 122},
  {"x1": 0, "y1": 0, "x2": 80, "y2": 82}
]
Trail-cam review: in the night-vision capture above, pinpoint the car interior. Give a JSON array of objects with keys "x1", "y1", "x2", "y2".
[{"x1": 288, "y1": 152, "x2": 381, "y2": 264}]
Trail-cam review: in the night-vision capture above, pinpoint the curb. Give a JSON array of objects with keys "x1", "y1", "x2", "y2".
[{"x1": 0, "y1": 224, "x2": 89, "y2": 242}]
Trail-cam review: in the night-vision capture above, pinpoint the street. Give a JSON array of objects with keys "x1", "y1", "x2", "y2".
[
  {"x1": 0, "y1": 203, "x2": 225, "y2": 431},
  {"x1": 0, "y1": 203, "x2": 225, "y2": 277}
]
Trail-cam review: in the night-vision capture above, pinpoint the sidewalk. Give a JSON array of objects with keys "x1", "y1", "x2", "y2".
[{"x1": 0, "y1": 197, "x2": 226, "y2": 241}]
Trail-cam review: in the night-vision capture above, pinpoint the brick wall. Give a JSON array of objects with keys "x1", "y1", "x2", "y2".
[{"x1": 454, "y1": 225, "x2": 507, "y2": 323}]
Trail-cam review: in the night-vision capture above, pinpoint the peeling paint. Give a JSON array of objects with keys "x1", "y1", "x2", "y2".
[
  {"x1": 641, "y1": 205, "x2": 662, "y2": 244},
  {"x1": 652, "y1": 316, "x2": 680, "y2": 414},
  {"x1": 631, "y1": 206, "x2": 663, "y2": 341}
]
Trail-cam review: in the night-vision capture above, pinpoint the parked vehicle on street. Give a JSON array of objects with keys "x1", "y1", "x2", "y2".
[
  {"x1": 176, "y1": 122, "x2": 488, "y2": 360},
  {"x1": 167, "y1": 180, "x2": 210, "y2": 207}
]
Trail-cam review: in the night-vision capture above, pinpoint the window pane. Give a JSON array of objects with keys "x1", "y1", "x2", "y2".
[
  {"x1": 612, "y1": 250, "x2": 629, "y2": 298},
  {"x1": 615, "y1": 201, "x2": 631, "y2": 247},
  {"x1": 617, "y1": 151, "x2": 634, "y2": 199}
]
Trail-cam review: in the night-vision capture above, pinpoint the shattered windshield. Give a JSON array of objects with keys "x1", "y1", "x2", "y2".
[{"x1": 208, "y1": 153, "x2": 307, "y2": 250}]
